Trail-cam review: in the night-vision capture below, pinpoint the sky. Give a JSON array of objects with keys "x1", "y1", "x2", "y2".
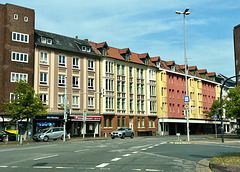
[{"x1": 2, "y1": 0, "x2": 240, "y2": 77}]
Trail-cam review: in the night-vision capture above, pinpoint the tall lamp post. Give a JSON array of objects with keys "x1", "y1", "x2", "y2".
[{"x1": 176, "y1": 8, "x2": 190, "y2": 141}]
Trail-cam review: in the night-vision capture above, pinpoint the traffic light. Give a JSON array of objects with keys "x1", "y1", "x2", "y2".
[{"x1": 218, "y1": 108, "x2": 223, "y2": 116}]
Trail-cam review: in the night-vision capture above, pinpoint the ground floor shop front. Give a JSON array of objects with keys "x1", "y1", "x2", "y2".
[
  {"x1": 158, "y1": 118, "x2": 230, "y2": 135},
  {"x1": 101, "y1": 114, "x2": 158, "y2": 137}
]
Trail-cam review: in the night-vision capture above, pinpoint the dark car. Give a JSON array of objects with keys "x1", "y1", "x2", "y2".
[{"x1": 0, "y1": 130, "x2": 17, "y2": 142}]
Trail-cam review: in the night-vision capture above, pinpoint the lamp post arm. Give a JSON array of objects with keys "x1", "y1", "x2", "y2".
[{"x1": 220, "y1": 75, "x2": 240, "y2": 143}]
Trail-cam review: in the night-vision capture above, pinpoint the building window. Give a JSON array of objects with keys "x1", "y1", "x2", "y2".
[
  {"x1": 129, "y1": 67, "x2": 133, "y2": 78},
  {"x1": 10, "y1": 93, "x2": 18, "y2": 102},
  {"x1": 117, "y1": 117, "x2": 121, "y2": 127},
  {"x1": 40, "y1": 94, "x2": 48, "y2": 105},
  {"x1": 88, "y1": 97, "x2": 94, "y2": 108},
  {"x1": 122, "y1": 99, "x2": 125, "y2": 110},
  {"x1": 122, "y1": 117, "x2": 125, "y2": 127},
  {"x1": 88, "y1": 78, "x2": 94, "y2": 89},
  {"x1": 141, "y1": 117, "x2": 145, "y2": 127},
  {"x1": 24, "y1": 16, "x2": 28, "y2": 22},
  {"x1": 129, "y1": 83, "x2": 133, "y2": 94},
  {"x1": 72, "y1": 76, "x2": 79, "y2": 88},
  {"x1": 141, "y1": 100, "x2": 144, "y2": 111},
  {"x1": 72, "y1": 57, "x2": 79, "y2": 69},
  {"x1": 41, "y1": 37, "x2": 46, "y2": 43},
  {"x1": 59, "y1": 55, "x2": 66, "y2": 67},
  {"x1": 82, "y1": 46, "x2": 86, "y2": 51},
  {"x1": 40, "y1": 52, "x2": 48, "y2": 64},
  {"x1": 105, "y1": 97, "x2": 114, "y2": 109},
  {"x1": 72, "y1": 96, "x2": 79, "y2": 108},
  {"x1": 117, "y1": 64, "x2": 120, "y2": 75},
  {"x1": 138, "y1": 117, "x2": 140, "y2": 127},
  {"x1": 87, "y1": 47, "x2": 91, "y2": 52},
  {"x1": 47, "y1": 38, "x2": 52, "y2": 45},
  {"x1": 117, "y1": 98, "x2": 121, "y2": 110},
  {"x1": 14, "y1": 14, "x2": 18, "y2": 20},
  {"x1": 122, "y1": 82, "x2": 125, "y2": 93},
  {"x1": 150, "y1": 101, "x2": 156, "y2": 112},
  {"x1": 106, "y1": 79, "x2": 114, "y2": 91},
  {"x1": 130, "y1": 99, "x2": 133, "y2": 111},
  {"x1": 12, "y1": 32, "x2": 29, "y2": 43},
  {"x1": 11, "y1": 52, "x2": 28, "y2": 63},
  {"x1": 104, "y1": 116, "x2": 113, "y2": 128},
  {"x1": 122, "y1": 65, "x2": 125, "y2": 76},
  {"x1": 58, "y1": 95, "x2": 64, "y2": 106},
  {"x1": 58, "y1": 75, "x2": 65, "y2": 87},
  {"x1": 105, "y1": 61, "x2": 114, "y2": 73},
  {"x1": 137, "y1": 100, "x2": 140, "y2": 111},
  {"x1": 11, "y1": 72, "x2": 28, "y2": 82},
  {"x1": 88, "y1": 60, "x2": 94, "y2": 71},
  {"x1": 40, "y1": 72, "x2": 48, "y2": 85}
]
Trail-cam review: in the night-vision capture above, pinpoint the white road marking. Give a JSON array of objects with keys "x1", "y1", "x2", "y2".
[
  {"x1": 154, "y1": 144, "x2": 159, "y2": 146},
  {"x1": 33, "y1": 154, "x2": 58, "y2": 161},
  {"x1": 146, "y1": 169, "x2": 161, "y2": 171},
  {"x1": 132, "y1": 151, "x2": 138, "y2": 154},
  {"x1": 123, "y1": 154, "x2": 131, "y2": 157},
  {"x1": 96, "y1": 163, "x2": 109, "y2": 168},
  {"x1": 74, "y1": 149, "x2": 90, "y2": 152},
  {"x1": 11, "y1": 166, "x2": 18, "y2": 168},
  {"x1": 141, "y1": 148, "x2": 147, "y2": 150},
  {"x1": 56, "y1": 167, "x2": 74, "y2": 169},
  {"x1": 0, "y1": 166, "x2": 8, "y2": 168},
  {"x1": 132, "y1": 169, "x2": 141, "y2": 171},
  {"x1": 148, "y1": 146, "x2": 153, "y2": 148},
  {"x1": 33, "y1": 166, "x2": 53, "y2": 169},
  {"x1": 111, "y1": 158, "x2": 121, "y2": 161}
]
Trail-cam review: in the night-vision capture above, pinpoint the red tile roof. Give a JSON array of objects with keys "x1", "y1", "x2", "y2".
[
  {"x1": 139, "y1": 53, "x2": 149, "y2": 59},
  {"x1": 189, "y1": 66, "x2": 197, "y2": 71},
  {"x1": 198, "y1": 69, "x2": 207, "y2": 74},
  {"x1": 166, "y1": 61, "x2": 175, "y2": 66},
  {"x1": 119, "y1": 48, "x2": 130, "y2": 54},
  {"x1": 96, "y1": 42, "x2": 108, "y2": 49},
  {"x1": 107, "y1": 46, "x2": 125, "y2": 60},
  {"x1": 129, "y1": 52, "x2": 145, "y2": 65},
  {"x1": 207, "y1": 72, "x2": 216, "y2": 77},
  {"x1": 150, "y1": 56, "x2": 160, "y2": 62},
  {"x1": 89, "y1": 41, "x2": 101, "y2": 55}
]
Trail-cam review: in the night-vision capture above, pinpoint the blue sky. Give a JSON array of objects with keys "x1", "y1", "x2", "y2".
[{"x1": 3, "y1": 0, "x2": 240, "y2": 77}]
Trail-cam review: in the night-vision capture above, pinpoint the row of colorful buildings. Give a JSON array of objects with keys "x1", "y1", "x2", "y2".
[{"x1": 0, "y1": 3, "x2": 236, "y2": 138}]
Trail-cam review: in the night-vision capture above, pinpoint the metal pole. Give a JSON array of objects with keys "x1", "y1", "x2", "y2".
[
  {"x1": 183, "y1": 14, "x2": 190, "y2": 142},
  {"x1": 162, "y1": 101, "x2": 164, "y2": 136},
  {"x1": 215, "y1": 119, "x2": 217, "y2": 139},
  {"x1": 63, "y1": 76, "x2": 67, "y2": 142}
]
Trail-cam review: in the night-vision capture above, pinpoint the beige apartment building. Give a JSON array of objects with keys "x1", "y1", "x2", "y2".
[{"x1": 33, "y1": 30, "x2": 101, "y2": 137}]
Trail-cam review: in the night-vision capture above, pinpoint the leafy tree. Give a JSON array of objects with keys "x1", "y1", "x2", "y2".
[
  {"x1": 224, "y1": 86, "x2": 240, "y2": 119},
  {"x1": 1, "y1": 80, "x2": 48, "y2": 137},
  {"x1": 203, "y1": 99, "x2": 220, "y2": 119}
]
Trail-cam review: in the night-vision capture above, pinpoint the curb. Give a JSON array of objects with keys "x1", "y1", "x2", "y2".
[{"x1": 196, "y1": 159, "x2": 212, "y2": 172}]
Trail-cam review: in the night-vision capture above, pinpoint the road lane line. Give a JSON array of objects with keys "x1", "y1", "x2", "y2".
[
  {"x1": 74, "y1": 149, "x2": 90, "y2": 152},
  {"x1": 111, "y1": 158, "x2": 121, "y2": 161},
  {"x1": 0, "y1": 166, "x2": 8, "y2": 168},
  {"x1": 132, "y1": 151, "x2": 138, "y2": 154},
  {"x1": 141, "y1": 148, "x2": 147, "y2": 150},
  {"x1": 154, "y1": 144, "x2": 159, "y2": 146},
  {"x1": 123, "y1": 154, "x2": 131, "y2": 157},
  {"x1": 146, "y1": 169, "x2": 161, "y2": 171},
  {"x1": 96, "y1": 163, "x2": 109, "y2": 168},
  {"x1": 56, "y1": 167, "x2": 74, "y2": 169},
  {"x1": 33, "y1": 166, "x2": 53, "y2": 169},
  {"x1": 132, "y1": 169, "x2": 141, "y2": 171},
  {"x1": 33, "y1": 154, "x2": 58, "y2": 161},
  {"x1": 148, "y1": 146, "x2": 153, "y2": 148}
]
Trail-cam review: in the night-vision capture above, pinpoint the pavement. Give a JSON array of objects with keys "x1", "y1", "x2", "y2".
[{"x1": 1, "y1": 134, "x2": 240, "y2": 172}]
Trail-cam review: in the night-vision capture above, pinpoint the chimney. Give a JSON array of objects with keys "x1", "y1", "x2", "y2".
[{"x1": 75, "y1": 36, "x2": 78, "y2": 39}]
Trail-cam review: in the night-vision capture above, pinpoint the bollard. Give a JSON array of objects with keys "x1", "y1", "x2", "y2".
[{"x1": 4, "y1": 135, "x2": 8, "y2": 144}]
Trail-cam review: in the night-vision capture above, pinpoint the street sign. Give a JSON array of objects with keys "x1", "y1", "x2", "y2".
[
  {"x1": 213, "y1": 114, "x2": 217, "y2": 120},
  {"x1": 185, "y1": 105, "x2": 189, "y2": 109},
  {"x1": 184, "y1": 96, "x2": 189, "y2": 102}
]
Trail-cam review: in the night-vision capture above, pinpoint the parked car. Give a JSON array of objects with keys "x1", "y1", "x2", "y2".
[
  {"x1": 33, "y1": 127, "x2": 66, "y2": 142},
  {"x1": 111, "y1": 128, "x2": 134, "y2": 139},
  {"x1": 0, "y1": 130, "x2": 17, "y2": 142}
]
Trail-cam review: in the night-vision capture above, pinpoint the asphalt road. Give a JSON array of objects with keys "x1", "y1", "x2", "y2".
[{"x1": 0, "y1": 135, "x2": 240, "y2": 172}]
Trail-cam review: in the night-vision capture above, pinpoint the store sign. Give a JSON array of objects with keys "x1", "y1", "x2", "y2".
[
  {"x1": 74, "y1": 116, "x2": 101, "y2": 121},
  {"x1": 37, "y1": 122, "x2": 55, "y2": 126},
  {"x1": 46, "y1": 116, "x2": 60, "y2": 119}
]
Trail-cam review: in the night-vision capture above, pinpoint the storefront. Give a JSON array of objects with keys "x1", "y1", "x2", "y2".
[
  {"x1": 33, "y1": 115, "x2": 64, "y2": 134},
  {"x1": 69, "y1": 116, "x2": 101, "y2": 137}
]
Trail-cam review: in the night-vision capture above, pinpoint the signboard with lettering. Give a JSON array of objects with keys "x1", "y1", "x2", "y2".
[{"x1": 74, "y1": 116, "x2": 101, "y2": 121}]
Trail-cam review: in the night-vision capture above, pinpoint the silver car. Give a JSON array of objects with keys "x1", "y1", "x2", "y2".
[
  {"x1": 111, "y1": 128, "x2": 134, "y2": 139},
  {"x1": 33, "y1": 127, "x2": 66, "y2": 142}
]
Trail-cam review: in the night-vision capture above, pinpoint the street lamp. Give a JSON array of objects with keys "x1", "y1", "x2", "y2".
[{"x1": 176, "y1": 8, "x2": 190, "y2": 142}]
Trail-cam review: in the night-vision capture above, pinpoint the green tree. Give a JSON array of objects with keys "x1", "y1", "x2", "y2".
[
  {"x1": 203, "y1": 99, "x2": 220, "y2": 119},
  {"x1": 224, "y1": 86, "x2": 240, "y2": 118},
  {"x1": 1, "y1": 80, "x2": 48, "y2": 137}
]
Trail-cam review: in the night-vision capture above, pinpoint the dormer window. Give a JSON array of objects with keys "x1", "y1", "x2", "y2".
[
  {"x1": 47, "y1": 38, "x2": 52, "y2": 45},
  {"x1": 82, "y1": 46, "x2": 86, "y2": 51},
  {"x1": 87, "y1": 47, "x2": 91, "y2": 52},
  {"x1": 156, "y1": 62, "x2": 160, "y2": 68},
  {"x1": 14, "y1": 14, "x2": 18, "y2": 20},
  {"x1": 171, "y1": 66, "x2": 175, "y2": 71},
  {"x1": 24, "y1": 16, "x2": 28, "y2": 22},
  {"x1": 41, "y1": 37, "x2": 47, "y2": 43}
]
